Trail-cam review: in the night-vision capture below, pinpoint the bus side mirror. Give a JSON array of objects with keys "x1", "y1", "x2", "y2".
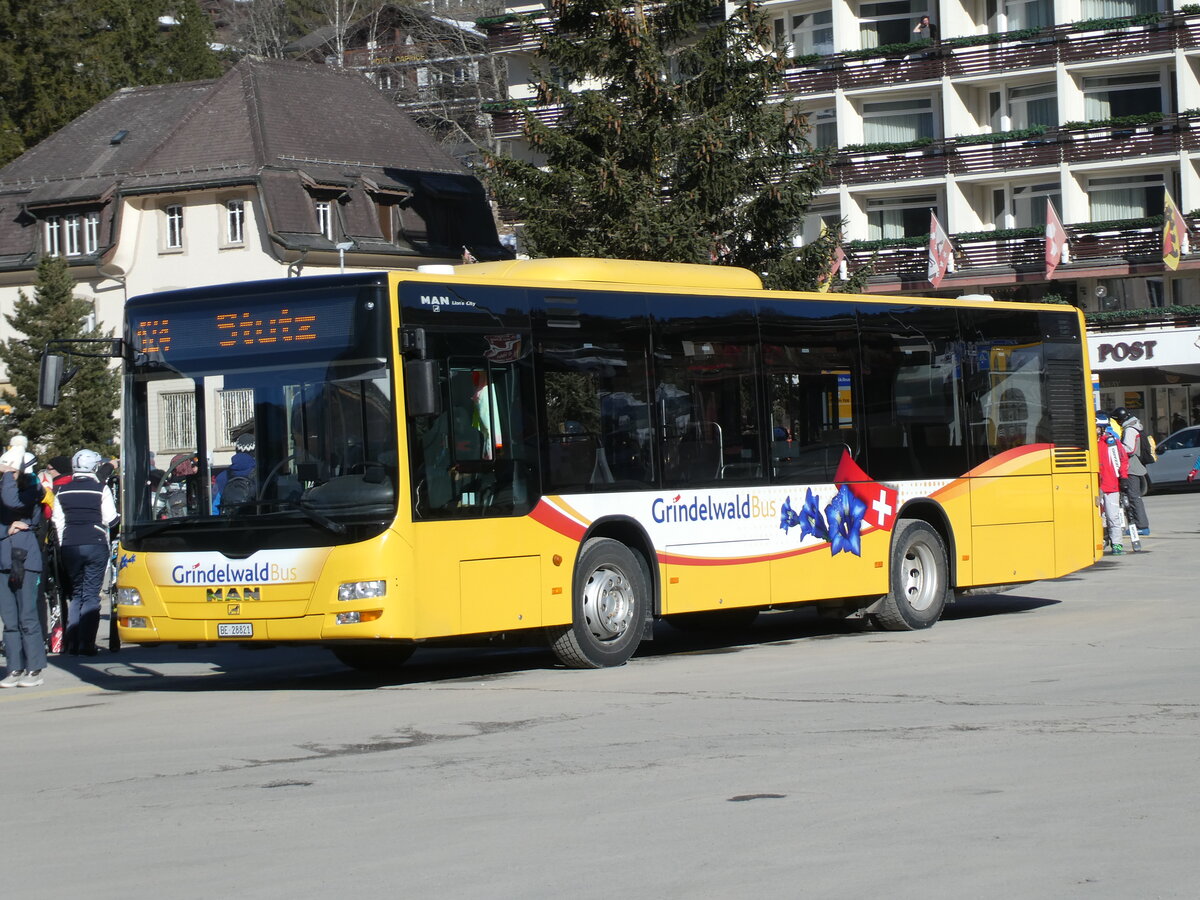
[
  {"x1": 39, "y1": 354, "x2": 67, "y2": 408},
  {"x1": 405, "y1": 359, "x2": 442, "y2": 417}
]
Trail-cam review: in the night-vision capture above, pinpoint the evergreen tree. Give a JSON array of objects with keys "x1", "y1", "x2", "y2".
[
  {"x1": 485, "y1": 0, "x2": 849, "y2": 290},
  {"x1": 0, "y1": 257, "x2": 120, "y2": 459},
  {"x1": 0, "y1": 0, "x2": 222, "y2": 167}
]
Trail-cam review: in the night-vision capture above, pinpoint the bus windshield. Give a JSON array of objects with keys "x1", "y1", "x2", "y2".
[{"x1": 122, "y1": 280, "x2": 396, "y2": 552}]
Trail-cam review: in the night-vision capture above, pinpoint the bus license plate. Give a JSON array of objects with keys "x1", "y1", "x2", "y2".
[{"x1": 217, "y1": 623, "x2": 253, "y2": 638}]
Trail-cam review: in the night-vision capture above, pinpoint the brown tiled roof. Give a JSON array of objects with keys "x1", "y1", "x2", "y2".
[{"x1": 0, "y1": 57, "x2": 505, "y2": 269}]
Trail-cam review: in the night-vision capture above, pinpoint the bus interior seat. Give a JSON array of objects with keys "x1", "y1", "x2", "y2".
[{"x1": 549, "y1": 433, "x2": 613, "y2": 489}]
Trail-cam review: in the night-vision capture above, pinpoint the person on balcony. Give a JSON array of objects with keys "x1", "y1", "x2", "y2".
[{"x1": 913, "y1": 15, "x2": 939, "y2": 43}]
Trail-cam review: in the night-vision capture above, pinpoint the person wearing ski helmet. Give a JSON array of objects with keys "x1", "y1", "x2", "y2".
[
  {"x1": 1110, "y1": 407, "x2": 1150, "y2": 536},
  {"x1": 51, "y1": 449, "x2": 118, "y2": 656}
]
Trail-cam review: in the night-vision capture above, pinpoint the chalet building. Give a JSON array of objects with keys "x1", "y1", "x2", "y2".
[
  {"x1": 0, "y1": 56, "x2": 508, "y2": 389},
  {"x1": 286, "y1": 2, "x2": 502, "y2": 162},
  {"x1": 485, "y1": 1, "x2": 1200, "y2": 437}
]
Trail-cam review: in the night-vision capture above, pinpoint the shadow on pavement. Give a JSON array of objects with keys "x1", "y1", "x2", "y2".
[{"x1": 40, "y1": 591, "x2": 1061, "y2": 692}]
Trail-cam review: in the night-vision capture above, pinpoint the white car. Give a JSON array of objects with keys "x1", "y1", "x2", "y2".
[{"x1": 1145, "y1": 426, "x2": 1200, "y2": 492}]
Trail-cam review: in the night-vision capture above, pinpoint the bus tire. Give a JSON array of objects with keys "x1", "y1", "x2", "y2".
[
  {"x1": 330, "y1": 644, "x2": 415, "y2": 672},
  {"x1": 547, "y1": 537, "x2": 647, "y2": 668},
  {"x1": 875, "y1": 519, "x2": 949, "y2": 632}
]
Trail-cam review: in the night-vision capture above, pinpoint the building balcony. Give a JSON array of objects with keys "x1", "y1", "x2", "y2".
[
  {"x1": 782, "y1": 12, "x2": 1200, "y2": 97},
  {"x1": 342, "y1": 44, "x2": 444, "y2": 68},
  {"x1": 485, "y1": 12, "x2": 1200, "y2": 92},
  {"x1": 830, "y1": 114, "x2": 1199, "y2": 186},
  {"x1": 845, "y1": 218, "x2": 1168, "y2": 286}
]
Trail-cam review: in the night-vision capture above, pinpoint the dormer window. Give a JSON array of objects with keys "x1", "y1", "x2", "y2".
[
  {"x1": 43, "y1": 211, "x2": 100, "y2": 257},
  {"x1": 315, "y1": 200, "x2": 334, "y2": 240}
]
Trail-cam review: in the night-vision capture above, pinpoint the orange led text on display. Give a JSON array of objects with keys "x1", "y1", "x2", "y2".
[
  {"x1": 217, "y1": 309, "x2": 318, "y2": 347},
  {"x1": 134, "y1": 319, "x2": 172, "y2": 353}
]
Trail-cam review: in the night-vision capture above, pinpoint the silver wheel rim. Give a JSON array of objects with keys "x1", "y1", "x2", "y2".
[
  {"x1": 901, "y1": 539, "x2": 939, "y2": 612},
  {"x1": 581, "y1": 564, "x2": 635, "y2": 642}
]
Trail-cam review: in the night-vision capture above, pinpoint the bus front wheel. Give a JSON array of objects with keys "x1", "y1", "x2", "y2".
[
  {"x1": 875, "y1": 520, "x2": 949, "y2": 631},
  {"x1": 548, "y1": 538, "x2": 647, "y2": 668}
]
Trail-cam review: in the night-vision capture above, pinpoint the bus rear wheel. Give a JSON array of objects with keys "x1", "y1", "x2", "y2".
[
  {"x1": 875, "y1": 519, "x2": 949, "y2": 631},
  {"x1": 547, "y1": 537, "x2": 647, "y2": 668},
  {"x1": 330, "y1": 644, "x2": 415, "y2": 672}
]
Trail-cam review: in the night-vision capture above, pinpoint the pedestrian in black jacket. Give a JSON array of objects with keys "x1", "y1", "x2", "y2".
[
  {"x1": 51, "y1": 449, "x2": 118, "y2": 656},
  {"x1": 0, "y1": 448, "x2": 47, "y2": 687}
]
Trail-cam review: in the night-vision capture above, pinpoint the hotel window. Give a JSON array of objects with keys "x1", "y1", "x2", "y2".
[
  {"x1": 807, "y1": 107, "x2": 838, "y2": 148},
  {"x1": 993, "y1": 182, "x2": 1061, "y2": 229},
  {"x1": 862, "y1": 97, "x2": 935, "y2": 144},
  {"x1": 315, "y1": 200, "x2": 334, "y2": 240},
  {"x1": 1080, "y1": 0, "x2": 1159, "y2": 18},
  {"x1": 163, "y1": 204, "x2": 184, "y2": 250},
  {"x1": 859, "y1": 0, "x2": 928, "y2": 49},
  {"x1": 225, "y1": 199, "x2": 245, "y2": 245},
  {"x1": 1087, "y1": 173, "x2": 1164, "y2": 220},
  {"x1": 1001, "y1": 0, "x2": 1053, "y2": 30},
  {"x1": 161, "y1": 391, "x2": 196, "y2": 450},
  {"x1": 774, "y1": 7, "x2": 834, "y2": 57},
  {"x1": 1008, "y1": 83, "x2": 1057, "y2": 130},
  {"x1": 1083, "y1": 72, "x2": 1164, "y2": 121},
  {"x1": 867, "y1": 194, "x2": 938, "y2": 239}
]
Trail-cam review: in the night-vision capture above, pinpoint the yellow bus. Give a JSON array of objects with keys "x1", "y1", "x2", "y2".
[{"x1": 43, "y1": 258, "x2": 1101, "y2": 670}]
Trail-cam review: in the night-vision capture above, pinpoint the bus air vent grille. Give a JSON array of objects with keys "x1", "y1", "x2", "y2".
[{"x1": 1052, "y1": 447, "x2": 1088, "y2": 469}]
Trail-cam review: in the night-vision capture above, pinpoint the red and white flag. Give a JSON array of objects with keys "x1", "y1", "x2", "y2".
[
  {"x1": 834, "y1": 449, "x2": 899, "y2": 532},
  {"x1": 1045, "y1": 200, "x2": 1069, "y2": 278},
  {"x1": 928, "y1": 212, "x2": 953, "y2": 288}
]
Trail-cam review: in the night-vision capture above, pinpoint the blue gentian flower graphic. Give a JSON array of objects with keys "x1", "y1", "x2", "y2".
[
  {"x1": 825, "y1": 484, "x2": 866, "y2": 556},
  {"x1": 780, "y1": 496, "x2": 801, "y2": 534},
  {"x1": 799, "y1": 488, "x2": 829, "y2": 542}
]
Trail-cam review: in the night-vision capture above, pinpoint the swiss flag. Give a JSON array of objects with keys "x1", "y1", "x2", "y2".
[
  {"x1": 834, "y1": 449, "x2": 899, "y2": 531},
  {"x1": 1045, "y1": 200, "x2": 1069, "y2": 278}
]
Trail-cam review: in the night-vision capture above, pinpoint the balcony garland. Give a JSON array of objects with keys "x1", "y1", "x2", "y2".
[{"x1": 1086, "y1": 305, "x2": 1200, "y2": 325}]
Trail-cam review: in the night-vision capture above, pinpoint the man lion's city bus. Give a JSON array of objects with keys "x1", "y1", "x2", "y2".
[{"x1": 42, "y1": 258, "x2": 1101, "y2": 670}]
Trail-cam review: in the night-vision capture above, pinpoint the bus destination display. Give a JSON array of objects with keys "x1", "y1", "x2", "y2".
[{"x1": 131, "y1": 294, "x2": 358, "y2": 362}]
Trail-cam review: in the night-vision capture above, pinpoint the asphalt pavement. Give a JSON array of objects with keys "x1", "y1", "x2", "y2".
[{"x1": 3, "y1": 490, "x2": 1199, "y2": 899}]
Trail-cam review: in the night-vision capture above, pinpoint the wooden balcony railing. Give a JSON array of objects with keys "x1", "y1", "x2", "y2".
[
  {"x1": 830, "y1": 115, "x2": 1200, "y2": 186},
  {"x1": 846, "y1": 224, "x2": 1164, "y2": 281},
  {"x1": 486, "y1": 12, "x2": 1200, "y2": 94}
]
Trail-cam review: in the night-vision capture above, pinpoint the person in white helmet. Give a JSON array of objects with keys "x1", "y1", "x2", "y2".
[{"x1": 51, "y1": 449, "x2": 118, "y2": 656}]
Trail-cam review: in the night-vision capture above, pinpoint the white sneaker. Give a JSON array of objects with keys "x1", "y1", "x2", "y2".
[
  {"x1": 0, "y1": 670, "x2": 26, "y2": 688},
  {"x1": 18, "y1": 670, "x2": 43, "y2": 687}
]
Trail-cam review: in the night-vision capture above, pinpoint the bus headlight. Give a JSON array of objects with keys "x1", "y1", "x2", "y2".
[
  {"x1": 338, "y1": 580, "x2": 386, "y2": 601},
  {"x1": 117, "y1": 587, "x2": 144, "y2": 606}
]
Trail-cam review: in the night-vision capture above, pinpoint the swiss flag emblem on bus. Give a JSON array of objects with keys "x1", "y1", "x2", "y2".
[{"x1": 833, "y1": 450, "x2": 898, "y2": 531}]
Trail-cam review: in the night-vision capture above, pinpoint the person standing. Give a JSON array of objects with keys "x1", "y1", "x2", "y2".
[
  {"x1": 1095, "y1": 413, "x2": 1130, "y2": 556},
  {"x1": 1111, "y1": 407, "x2": 1151, "y2": 536},
  {"x1": 51, "y1": 449, "x2": 118, "y2": 656},
  {"x1": 0, "y1": 447, "x2": 48, "y2": 687}
]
